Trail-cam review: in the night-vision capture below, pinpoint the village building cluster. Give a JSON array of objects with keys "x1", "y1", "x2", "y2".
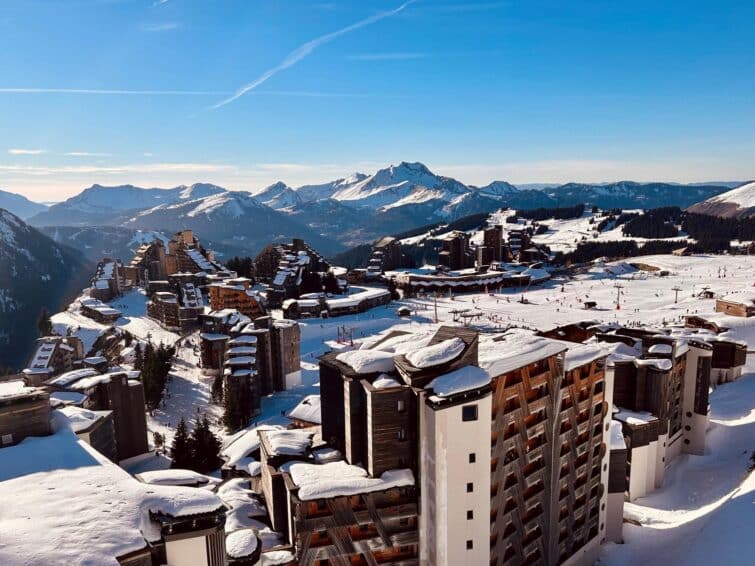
[{"x1": 1, "y1": 219, "x2": 752, "y2": 566}]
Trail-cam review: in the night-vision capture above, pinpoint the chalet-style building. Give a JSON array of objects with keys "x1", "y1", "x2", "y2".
[
  {"x1": 80, "y1": 297, "x2": 123, "y2": 324},
  {"x1": 0, "y1": 380, "x2": 50, "y2": 447},
  {"x1": 23, "y1": 336, "x2": 85, "y2": 384},
  {"x1": 366, "y1": 236, "x2": 404, "y2": 277},
  {"x1": 90, "y1": 258, "x2": 128, "y2": 302},
  {"x1": 391, "y1": 267, "x2": 530, "y2": 295},
  {"x1": 476, "y1": 225, "x2": 504, "y2": 268},
  {"x1": 257, "y1": 427, "x2": 419, "y2": 565},
  {"x1": 255, "y1": 238, "x2": 333, "y2": 307},
  {"x1": 208, "y1": 278, "x2": 266, "y2": 319},
  {"x1": 59, "y1": 405, "x2": 118, "y2": 461},
  {"x1": 147, "y1": 283, "x2": 204, "y2": 333},
  {"x1": 129, "y1": 230, "x2": 224, "y2": 283},
  {"x1": 715, "y1": 294, "x2": 755, "y2": 317},
  {"x1": 200, "y1": 313, "x2": 301, "y2": 398},
  {"x1": 314, "y1": 325, "x2": 616, "y2": 566},
  {"x1": 438, "y1": 231, "x2": 474, "y2": 271},
  {"x1": 46, "y1": 368, "x2": 149, "y2": 461},
  {"x1": 285, "y1": 394, "x2": 321, "y2": 428},
  {"x1": 0, "y1": 416, "x2": 229, "y2": 566},
  {"x1": 281, "y1": 286, "x2": 391, "y2": 320}
]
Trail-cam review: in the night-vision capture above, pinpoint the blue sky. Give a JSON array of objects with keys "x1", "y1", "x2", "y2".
[{"x1": 1, "y1": 0, "x2": 754, "y2": 201}]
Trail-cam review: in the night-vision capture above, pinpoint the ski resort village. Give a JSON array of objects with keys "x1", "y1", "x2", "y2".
[{"x1": 1, "y1": 186, "x2": 754, "y2": 566}]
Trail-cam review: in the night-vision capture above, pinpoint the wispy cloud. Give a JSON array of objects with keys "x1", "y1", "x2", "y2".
[
  {"x1": 153, "y1": 0, "x2": 171, "y2": 6},
  {"x1": 0, "y1": 87, "x2": 370, "y2": 98},
  {"x1": 65, "y1": 151, "x2": 112, "y2": 157},
  {"x1": 0, "y1": 87, "x2": 223, "y2": 96},
  {"x1": 140, "y1": 22, "x2": 180, "y2": 32},
  {"x1": 0, "y1": 162, "x2": 235, "y2": 176},
  {"x1": 345, "y1": 52, "x2": 428, "y2": 61},
  {"x1": 8, "y1": 148, "x2": 46, "y2": 155},
  {"x1": 211, "y1": 0, "x2": 416, "y2": 109}
]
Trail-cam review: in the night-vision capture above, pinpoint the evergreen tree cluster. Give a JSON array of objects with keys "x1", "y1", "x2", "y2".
[
  {"x1": 683, "y1": 213, "x2": 755, "y2": 248},
  {"x1": 134, "y1": 341, "x2": 176, "y2": 410},
  {"x1": 560, "y1": 239, "x2": 680, "y2": 265},
  {"x1": 622, "y1": 207, "x2": 682, "y2": 238},
  {"x1": 169, "y1": 416, "x2": 222, "y2": 474},
  {"x1": 226, "y1": 256, "x2": 255, "y2": 279},
  {"x1": 515, "y1": 204, "x2": 585, "y2": 222}
]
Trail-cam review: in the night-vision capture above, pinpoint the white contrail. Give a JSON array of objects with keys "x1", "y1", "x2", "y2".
[{"x1": 211, "y1": 0, "x2": 415, "y2": 110}]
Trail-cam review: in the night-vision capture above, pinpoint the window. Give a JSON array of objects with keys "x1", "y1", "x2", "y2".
[
  {"x1": 466, "y1": 540, "x2": 474, "y2": 550},
  {"x1": 397, "y1": 428, "x2": 406, "y2": 441},
  {"x1": 468, "y1": 453, "x2": 476, "y2": 464},
  {"x1": 466, "y1": 482, "x2": 474, "y2": 493},
  {"x1": 467, "y1": 510, "x2": 474, "y2": 520},
  {"x1": 397, "y1": 399, "x2": 406, "y2": 412},
  {"x1": 462, "y1": 405, "x2": 478, "y2": 422}
]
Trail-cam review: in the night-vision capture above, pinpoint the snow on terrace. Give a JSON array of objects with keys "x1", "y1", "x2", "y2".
[
  {"x1": 0, "y1": 415, "x2": 223, "y2": 566},
  {"x1": 283, "y1": 460, "x2": 415, "y2": 501}
]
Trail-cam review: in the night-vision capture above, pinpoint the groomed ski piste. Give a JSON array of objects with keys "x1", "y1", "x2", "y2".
[{"x1": 51, "y1": 253, "x2": 755, "y2": 564}]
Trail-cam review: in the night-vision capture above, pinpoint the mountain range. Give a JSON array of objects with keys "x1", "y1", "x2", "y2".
[
  {"x1": 0, "y1": 189, "x2": 48, "y2": 219},
  {"x1": 0, "y1": 209, "x2": 89, "y2": 370},
  {"x1": 6, "y1": 161, "x2": 736, "y2": 257},
  {"x1": 686, "y1": 181, "x2": 755, "y2": 218}
]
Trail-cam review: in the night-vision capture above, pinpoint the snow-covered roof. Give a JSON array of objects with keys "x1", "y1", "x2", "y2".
[
  {"x1": 614, "y1": 407, "x2": 658, "y2": 425},
  {"x1": 284, "y1": 460, "x2": 414, "y2": 501},
  {"x1": 286, "y1": 395, "x2": 321, "y2": 424},
  {"x1": 49, "y1": 390, "x2": 87, "y2": 407},
  {"x1": 478, "y1": 330, "x2": 567, "y2": 377},
  {"x1": 229, "y1": 335, "x2": 257, "y2": 346},
  {"x1": 371, "y1": 374, "x2": 402, "y2": 389},
  {"x1": 635, "y1": 358, "x2": 673, "y2": 372},
  {"x1": 648, "y1": 343, "x2": 673, "y2": 355},
  {"x1": 610, "y1": 420, "x2": 627, "y2": 450},
  {"x1": 135, "y1": 468, "x2": 216, "y2": 487},
  {"x1": 58, "y1": 406, "x2": 110, "y2": 433},
  {"x1": 426, "y1": 365, "x2": 491, "y2": 399},
  {"x1": 335, "y1": 349, "x2": 396, "y2": 374},
  {"x1": 264, "y1": 429, "x2": 314, "y2": 457},
  {"x1": 561, "y1": 342, "x2": 608, "y2": 372},
  {"x1": 228, "y1": 346, "x2": 256, "y2": 356},
  {"x1": 46, "y1": 368, "x2": 100, "y2": 387},
  {"x1": 0, "y1": 380, "x2": 44, "y2": 402},
  {"x1": 405, "y1": 337, "x2": 465, "y2": 369},
  {"x1": 226, "y1": 529, "x2": 259, "y2": 559},
  {"x1": 221, "y1": 424, "x2": 284, "y2": 470},
  {"x1": 0, "y1": 419, "x2": 224, "y2": 566}
]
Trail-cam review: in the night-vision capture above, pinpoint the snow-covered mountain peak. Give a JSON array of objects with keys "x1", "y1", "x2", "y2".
[
  {"x1": 254, "y1": 182, "x2": 301, "y2": 210},
  {"x1": 178, "y1": 183, "x2": 227, "y2": 200}
]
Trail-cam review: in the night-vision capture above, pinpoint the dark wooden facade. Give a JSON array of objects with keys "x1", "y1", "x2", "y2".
[
  {"x1": 0, "y1": 388, "x2": 50, "y2": 447},
  {"x1": 488, "y1": 350, "x2": 608, "y2": 565},
  {"x1": 285, "y1": 480, "x2": 420, "y2": 566}
]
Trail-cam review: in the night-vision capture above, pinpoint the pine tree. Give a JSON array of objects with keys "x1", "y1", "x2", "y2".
[
  {"x1": 133, "y1": 342, "x2": 144, "y2": 371},
  {"x1": 211, "y1": 375, "x2": 224, "y2": 403},
  {"x1": 223, "y1": 380, "x2": 244, "y2": 432},
  {"x1": 170, "y1": 418, "x2": 192, "y2": 469},
  {"x1": 37, "y1": 307, "x2": 52, "y2": 336},
  {"x1": 190, "y1": 415, "x2": 222, "y2": 473}
]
